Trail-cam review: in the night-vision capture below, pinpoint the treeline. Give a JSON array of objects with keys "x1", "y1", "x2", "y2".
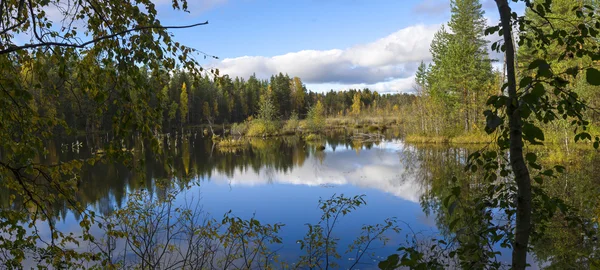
[
  {"x1": 20, "y1": 53, "x2": 415, "y2": 135},
  {"x1": 161, "y1": 72, "x2": 414, "y2": 129}
]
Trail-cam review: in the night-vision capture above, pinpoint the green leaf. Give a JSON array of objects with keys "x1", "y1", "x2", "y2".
[
  {"x1": 522, "y1": 122, "x2": 545, "y2": 145},
  {"x1": 452, "y1": 186, "x2": 461, "y2": 197},
  {"x1": 586, "y1": 68, "x2": 600, "y2": 85},
  {"x1": 530, "y1": 83, "x2": 545, "y2": 99},
  {"x1": 448, "y1": 201, "x2": 458, "y2": 216},
  {"x1": 528, "y1": 59, "x2": 548, "y2": 70},
  {"x1": 519, "y1": 76, "x2": 533, "y2": 88},
  {"x1": 449, "y1": 218, "x2": 459, "y2": 231},
  {"x1": 485, "y1": 111, "x2": 503, "y2": 134},
  {"x1": 378, "y1": 254, "x2": 399, "y2": 270}
]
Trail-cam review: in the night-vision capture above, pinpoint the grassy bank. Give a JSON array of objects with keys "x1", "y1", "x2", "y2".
[
  {"x1": 404, "y1": 124, "x2": 600, "y2": 146},
  {"x1": 207, "y1": 116, "x2": 401, "y2": 138},
  {"x1": 404, "y1": 132, "x2": 493, "y2": 144}
]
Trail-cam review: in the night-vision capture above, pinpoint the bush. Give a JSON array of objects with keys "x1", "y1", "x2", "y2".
[
  {"x1": 247, "y1": 120, "x2": 278, "y2": 137},
  {"x1": 284, "y1": 112, "x2": 300, "y2": 133},
  {"x1": 306, "y1": 101, "x2": 325, "y2": 133},
  {"x1": 231, "y1": 122, "x2": 249, "y2": 135}
]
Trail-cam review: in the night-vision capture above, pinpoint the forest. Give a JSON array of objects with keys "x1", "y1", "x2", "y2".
[
  {"x1": 1, "y1": 0, "x2": 600, "y2": 269},
  {"x1": 17, "y1": 55, "x2": 414, "y2": 134},
  {"x1": 14, "y1": 0, "x2": 600, "y2": 142}
]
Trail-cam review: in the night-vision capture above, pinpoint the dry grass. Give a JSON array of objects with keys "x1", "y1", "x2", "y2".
[
  {"x1": 405, "y1": 132, "x2": 493, "y2": 144},
  {"x1": 217, "y1": 138, "x2": 249, "y2": 149}
]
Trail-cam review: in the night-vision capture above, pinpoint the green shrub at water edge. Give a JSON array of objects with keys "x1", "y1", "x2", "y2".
[
  {"x1": 231, "y1": 122, "x2": 249, "y2": 135},
  {"x1": 247, "y1": 120, "x2": 279, "y2": 137},
  {"x1": 284, "y1": 112, "x2": 300, "y2": 132}
]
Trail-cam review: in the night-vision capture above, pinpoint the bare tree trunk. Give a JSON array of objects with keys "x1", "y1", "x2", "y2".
[
  {"x1": 206, "y1": 117, "x2": 215, "y2": 136},
  {"x1": 495, "y1": 1, "x2": 532, "y2": 269}
]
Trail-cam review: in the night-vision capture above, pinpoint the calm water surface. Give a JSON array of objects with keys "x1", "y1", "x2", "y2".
[{"x1": 10, "y1": 130, "x2": 599, "y2": 268}]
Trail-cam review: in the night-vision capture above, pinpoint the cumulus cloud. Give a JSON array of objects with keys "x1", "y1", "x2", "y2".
[
  {"x1": 307, "y1": 76, "x2": 418, "y2": 94},
  {"x1": 210, "y1": 24, "x2": 440, "y2": 93}
]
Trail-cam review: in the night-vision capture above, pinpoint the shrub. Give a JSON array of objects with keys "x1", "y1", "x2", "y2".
[
  {"x1": 306, "y1": 101, "x2": 325, "y2": 133},
  {"x1": 284, "y1": 112, "x2": 300, "y2": 133},
  {"x1": 247, "y1": 120, "x2": 278, "y2": 137},
  {"x1": 231, "y1": 122, "x2": 249, "y2": 135}
]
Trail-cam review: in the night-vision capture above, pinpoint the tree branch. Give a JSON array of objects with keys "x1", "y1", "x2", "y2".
[{"x1": 0, "y1": 21, "x2": 209, "y2": 55}]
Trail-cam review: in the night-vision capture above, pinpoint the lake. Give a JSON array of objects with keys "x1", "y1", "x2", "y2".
[{"x1": 5, "y1": 129, "x2": 599, "y2": 269}]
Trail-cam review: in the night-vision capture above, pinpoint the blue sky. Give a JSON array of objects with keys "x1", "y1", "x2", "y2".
[{"x1": 155, "y1": 0, "x2": 522, "y2": 93}]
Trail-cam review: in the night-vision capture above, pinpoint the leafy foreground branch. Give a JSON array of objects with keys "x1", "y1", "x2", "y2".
[{"x1": 2, "y1": 190, "x2": 409, "y2": 269}]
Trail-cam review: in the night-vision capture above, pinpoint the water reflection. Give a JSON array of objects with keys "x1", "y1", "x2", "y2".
[
  {"x1": 8, "y1": 131, "x2": 426, "y2": 219},
  {"x1": 410, "y1": 143, "x2": 600, "y2": 269},
  {"x1": 2, "y1": 131, "x2": 598, "y2": 269}
]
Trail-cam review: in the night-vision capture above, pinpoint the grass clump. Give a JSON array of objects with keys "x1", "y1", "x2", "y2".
[
  {"x1": 284, "y1": 112, "x2": 300, "y2": 134},
  {"x1": 217, "y1": 138, "x2": 248, "y2": 148},
  {"x1": 230, "y1": 122, "x2": 249, "y2": 136}
]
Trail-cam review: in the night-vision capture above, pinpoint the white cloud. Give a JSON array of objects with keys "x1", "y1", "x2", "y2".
[
  {"x1": 204, "y1": 141, "x2": 425, "y2": 203},
  {"x1": 210, "y1": 24, "x2": 440, "y2": 93},
  {"x1": 307, "y1": 76, "x2": 417, "y2": 94}
]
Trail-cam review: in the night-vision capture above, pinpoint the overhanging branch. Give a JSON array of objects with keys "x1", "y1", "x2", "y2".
[{"x1": 0, "y1": 21, "x2": 209, "y2": 55}]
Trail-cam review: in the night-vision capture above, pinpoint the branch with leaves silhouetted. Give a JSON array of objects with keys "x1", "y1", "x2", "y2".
[{"x1": 0, "y1": 21, "x2": 210, "y2": 55}]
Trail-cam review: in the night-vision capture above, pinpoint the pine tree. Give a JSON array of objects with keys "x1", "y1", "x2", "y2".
[{"x1": 427, "y1": 0, "x2": 493, "y2": 133}]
